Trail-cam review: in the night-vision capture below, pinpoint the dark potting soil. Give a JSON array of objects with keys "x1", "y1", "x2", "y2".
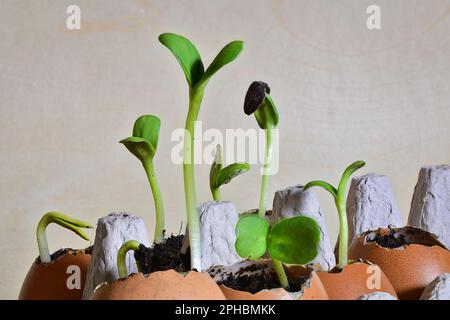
[
  {"x1": 84, "y1": 245, "x2": 94, "y2": 255},
  {"x1": 216, "y1": 265, "x2": 308, "y2": 294},
  {"x1": 368, "y1": 226, "x2": 446, "y2": 249},
  {"x1": 372, "y1": 229, "x2": 406, "y2": 249},
  {"x1": 35, "y1": 245, "x2": 93, "y2": 264},
  {"x1": 328, "y1": 265, "x2": 344, "y2": 273},
  {"x1": 134, "y1": 235, "x2": 191, "y2": 274}
]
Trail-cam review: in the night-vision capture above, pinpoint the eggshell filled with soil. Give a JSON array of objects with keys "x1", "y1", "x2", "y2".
[
  {"x1": 19, "y1": 248, "x2": 91, "y2": 300},
  {"x1": 209, "y1": 260, "x2": 329, "y2": 300},
  {"x1": 317, "y1": 261, "x2": 397, "y2": 300},
  {"x1": 349, "y1": 226, "x2": 450, "y2": 300},
  {"x1": 90, "y1": 270, "x2": 225, "y2": 300}
]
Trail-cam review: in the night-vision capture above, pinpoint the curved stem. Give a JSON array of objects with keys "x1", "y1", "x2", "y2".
[
  {"x1": 272, "y1": 259, "x2": 289, "y2": 290},
  {"x1": 143, "y1": 160, "x2": 165, "y2": 244},
  {"x1": 117, "y1": 240, "x2": 142, "y2": 279},
  {"x1": 184, "y1": 87, "x2": 205, "y2": 271},
  {"x1": 258, "y1": 127, "x2": 273, "y2": 218},
  {"x1": 212, "y1": 188, "x2": 222, "y2": 201},
  {"x1": 334, "y1": 160, "x2": 364, "y2": 268},
  {"x1": 336, "y1": 195, "x2": 348, "y2": 268},
  {"x1": 36, "y1": 212, "x2": 92, "y2": 264}
]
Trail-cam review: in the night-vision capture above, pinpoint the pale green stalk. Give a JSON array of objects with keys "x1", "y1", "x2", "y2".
[
  {"x1": 256, "y1": 126, "x2": 288, "y2": 289},
  {"x1": 272, "y1": 259, "x2": 289, "y2": 290},
  {"x1": 336, "y1": 197, "x2": 348, "y2": 268},
  {"x1": 212, "y1": 188, "x2": 222, "y2": 202},
  {"x1": 184, "y1": 85, "x2": 205, "y2": 271},
  {"x1": 258, "y1": 127, "x2": 273, "y2": 218}
]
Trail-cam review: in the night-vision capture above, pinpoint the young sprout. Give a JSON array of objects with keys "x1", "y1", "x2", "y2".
[
  {"x1": 117, "y1": 240, "x2": 142, "y2": 279},
  {"x1": 235, "y1": 214, "x2": 321, "y2": 290},
  {"x1": 243, "y1": 81, "x2": 279, "y2": 218},
  {"x1": 120, "y1": 115, "x2": 165, "y2": 244},
  {"x1": 304, "y1": 160, "x2": 366, "y2": 268},
  {"x1": 36, "y1": 212, "x2": 93, "y2": 264},
  {"x1": 159, "y1": 33, "x2": 243, "y2": 271},
  {"x1": 209, "y1": 145, "x2": 250, "y2": 201}
]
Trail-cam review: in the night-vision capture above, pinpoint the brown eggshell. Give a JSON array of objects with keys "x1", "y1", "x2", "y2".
[
  {"x1": 90, "y1": 270, "x2": 226, "y2": 300},
  {"x1": 349, "y1": 227, "x2": 450, "y2": 300},
  {"x1": 220, "y1": 268, "x2": 328, "y2": 300},
  {"x1": 19, "y1": 249, "x2": 91, "y2": 300},
  {"x1": 220, "y1": 285, "x2": 293, "y2": 300},
  {"x1": 210, "y1": 260, "x2": 328, "y2": 300},
  {"x1": 300, "y1": 271, "x2": 329, "y2": 300},
  {"x1": 317, "y1": 261, "x2": 397, "y2": 300}
]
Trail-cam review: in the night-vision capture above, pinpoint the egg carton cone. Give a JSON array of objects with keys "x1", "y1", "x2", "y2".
[
  {"x1": 181, "y1": 201, "x2": 242, "y2": 270},
  {"x1": 272, "y1": 185, "x2": 335, "y2": 271},
  {"x1": 420, "y1": 273, "x2": 450, "y2": 300},
  {"x1": 347, "y1": 173, "x2": 403, "y2": 241},
  {"x1": 82, "y1": 212, "x2": 150, "y2": 299},
  {"x1": 408, "y1": 165, "x2": 450, "y2": 248}
]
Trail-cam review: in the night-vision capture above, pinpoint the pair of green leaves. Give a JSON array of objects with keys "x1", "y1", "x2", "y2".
[
  {"x1": 120, "y1": 115, "x2": 161, "y2": 163},
  {"x1": 303, "y1": 160, "x2": 366, "y2": 200},
  {"x1": 159, "y1": 33, "x2": 244, "y2": 89},
  {"x1": 209, "y1": 145, "x2": 250, "y2": 195},
  {"x1": 235, "y1": 214, "x2": 321, "y2": 265}
]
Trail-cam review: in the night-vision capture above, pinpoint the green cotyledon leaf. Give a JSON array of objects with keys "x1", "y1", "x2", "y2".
[
  {"x1": 120, "y1": 115, "x2": 161, "y2": 162},
  {"x1": 268, "y1": 216, "x2": 321, "y2": 265},
  {"x1": 235, "y1": 214, "x2": 270, "y2": 260},
  {"x1": 159, "y1": 33, "x2": 204, "y2": 88},
  {"x1": 337, "y1": 160, "x2": 366, "y2": 196},
  {"x1": 216, "y1": 162, "x2": 250, "y2": 187},
  {"x1": 209, "y1": 145, "x2": 223, "y2": 191},
  {"x1": 197, "y1": 40, "x2": 243, "y2": 88}
]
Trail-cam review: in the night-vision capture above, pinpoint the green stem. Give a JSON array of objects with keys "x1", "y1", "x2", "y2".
[
  {"x1": 272, "y1": 259, "x2": 289, "y2": 290},
  {"x1": 117, "y1": 240, "x2": 142, "y2": 279},
  {"x1": 143, "y1": 160, "x2": 165, "y2": 244},
  {"x1": 336, "y1": 195, "x2": 348, "y2": 268},
  {"x1": 184, "y1": 86, "x2": 205, "y2": 271},
  {"x1": 36, "y1": 212, "x2": 92, "y2": 264},
  {"x1": 258, "y1": 127, "x2": 273, "y2": 218},
  {"x1": 212, "y1": 188, "x2": 222, "y2": 201}
]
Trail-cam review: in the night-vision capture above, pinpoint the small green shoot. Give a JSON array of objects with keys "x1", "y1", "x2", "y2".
[
  {"x1": 304, "y1": 160, "x2": 366, "y2": 268},
  {"x1": 36, "y1": 212, "x2": 93, "y2": 264},
  {"x1": 209, "y1": 145, "x2": 250, "y2": 201},
  {"x1": 243, "y1": 81, "x2": 279, "y2": 218},
  {"x1": 120, "y1": 115, "x2": 165, "y2": 244},
  {"x1": 160, "y1": 33, "x2": 243, "y2": 271},
  {"x1": 117, "y1": 240, "x2": 142, "y2": 279},
  {"x1": 235, "y1": 214, "x2": 321, "y2": 290}
]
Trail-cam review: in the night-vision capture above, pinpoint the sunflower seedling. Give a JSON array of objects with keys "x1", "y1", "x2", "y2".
[
  {"x1": 120, "y1": 115, "x2": 165, "y2": 244},
  {"x1": 243, "y1": 81, "x2": 292, "y2": 282},
  {"x1": 37, "y1": 212, "x2": 93, "y2": 264},
  {"x1": 304, "y1": 160, "x2": 366, "y2": 268},
  {"x1": 235, "y1": 214, "x2": 321, "y2": 290},
  {"x1": 209, "y1": 145, "x2": 250, "y2": 201},
  {"x1": 160, "y1": 33, "x2": 243, "y2": 270}
]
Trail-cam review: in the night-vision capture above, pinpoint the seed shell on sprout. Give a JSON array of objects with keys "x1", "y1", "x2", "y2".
[{"x1": 244, "y1": 81, "x2": 270, "y2": 115}]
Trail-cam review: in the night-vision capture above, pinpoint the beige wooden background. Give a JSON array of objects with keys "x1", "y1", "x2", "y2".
[{"x1": 1, "y1": 0, "x2": 449, "y2": 299}]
